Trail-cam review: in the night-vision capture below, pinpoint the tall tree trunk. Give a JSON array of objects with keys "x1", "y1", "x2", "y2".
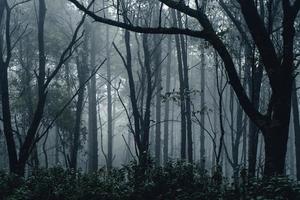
[
  {"x1": 106, "y1": 24, "x2": 113, "y2": 170},
  {"x1": 200, "y1": 47, "x2": 205, "y2": 169},
  {"x1": 170, "y1": 77, "x2": 176, "y2": 158},
  {"x1": 163, "y1": 36, "x2": 172, "y2": 165},
  {"x1": 153, "y1": 3, "x2": 162, "y2": 166},
  {"x1": 19, "y1": 35, "x2": 39, "y2": 171},
  {"x1": 88, "y1": 24, "x2": 98, "y2": 173},
  {"x1": 69, "y1": 56, "x2": 87, "y2": 170},
  {"x1": 171, "y1": 9, "x2": 186, "y2": 160},
  {"x1": 140, "y1": 33, "x2": 153, "y2": 168},
  {"x1": 0, "y1": 59, "x2": 18, "y2": 174},
  {"x1": 232, "y1": 51, "x2": 245, "y2": 184},
  {"x1": 246, "y1": 44, "x2": 262, "y2": 177},
  {"x1": 69, "y1": 25, "x2": 89, "y2": 169},
  {"x1": 154, "y1": 37, "x2": 162, "y2": 166},
  {"x1": 177, "y1": 12, "x2": 193, "y2": 163}
]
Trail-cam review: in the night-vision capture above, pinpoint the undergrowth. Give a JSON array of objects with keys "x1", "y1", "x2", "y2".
[{"x1": 1, "y1": 161, "x2": 299, "y2": 200}]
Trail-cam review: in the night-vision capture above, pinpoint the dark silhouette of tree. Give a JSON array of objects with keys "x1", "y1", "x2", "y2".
[
  {"x1": 69, "y1": 0, "x2": 300, "y2": 176},
  {"x1": 0, "y1": 0, "x2": 85, "y2": 176}
]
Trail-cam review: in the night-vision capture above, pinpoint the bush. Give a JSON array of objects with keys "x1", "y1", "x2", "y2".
[
  {"x1": 0, "y1": 171, "x2": 24, "y2": 200},
  {"x1": 1, "y1": 162, "x2": 300, "y2": 200}
]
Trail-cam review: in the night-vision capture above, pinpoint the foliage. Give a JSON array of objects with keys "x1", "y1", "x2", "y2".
[{"x1": 1, "y1": 163, "x2": 300, "y2": 200}]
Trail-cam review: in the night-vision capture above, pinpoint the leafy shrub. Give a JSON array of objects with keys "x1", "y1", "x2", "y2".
[
  {"x1": 1, "y1": 162, "x2": 300, "y2": 200},
  {"x1": 0, "y1": 171, "x2": 24, "y2": 200}
]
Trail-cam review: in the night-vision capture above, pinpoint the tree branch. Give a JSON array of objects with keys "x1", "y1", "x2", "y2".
[
  {"x1": 69, "y1": 0, "x2": 267, "y2": 131},
  {"x1": 68, "y1": 0, "x2": 208, "y2": 38}
]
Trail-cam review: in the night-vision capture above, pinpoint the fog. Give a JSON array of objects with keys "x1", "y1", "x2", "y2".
[{"x1": 1, "y1": 0, "x2": 300, "y2": 182}]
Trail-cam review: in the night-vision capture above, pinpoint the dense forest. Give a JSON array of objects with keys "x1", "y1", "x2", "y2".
[{"x1": 1, "y1": 0, "x2": 300, "y2": 199}]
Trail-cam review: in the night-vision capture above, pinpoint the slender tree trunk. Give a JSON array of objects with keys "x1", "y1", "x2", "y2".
[
  {"x1": 153, "y1": 3, "x2": 162, "y2": 166},
  {"x1": 171, "y1": 10, "x2": 186, "y2": 160},
  {"x1": 69, "y1": 56, "x2": 87, "y2": 170},
  {"x1": 246, "y1": 45, "x2": 263, "y2": 177},
  {"x1": 0, "y1": 61, "x2": 18, "y2": 174},
  {"x1": 88, "y1": 24, "x2": 98, "y2": 173},
  {"x1": 69, "y1": 26, "x2": 89, "y2": 169},
  {"x1": 19, "y1": 35, "x2": 39, "y2": 171},
  {"x1": 177, "y1": 12, "x2": 193, "y2": 163},
  {"x1": 0, "y1": 1, "x2": 16, "y2": 175},
  {"x1": 200, "y1": 47, "x2": 205, "y2": 169},
  {"x1": 140, "y1": 33, "x2": 153, "y2": 168},
  {"x1": 170, "y1": 77, "x2": 176, "y2": 158},
  {"x1": 232, "y1": 52, "x2": 245, "y2": 184},
  {"x1": 106, "y1": 24, "x2": 113, "y2": 170},
  {"x1": 154, "y1": 38, "x2": 162, "y2": 166},
  {"x1": 163, "y1": 36, "x2": 171, "y2": 165}
]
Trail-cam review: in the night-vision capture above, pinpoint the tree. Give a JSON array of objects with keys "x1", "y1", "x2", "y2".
[
  {"x1": 69, "y1": 0, "x2": 300, "y2": 176},
  {"x1": 0, "y1": 0, "x2": 85, "y2": 176}
]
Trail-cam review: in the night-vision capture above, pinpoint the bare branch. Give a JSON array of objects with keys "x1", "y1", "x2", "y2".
[{"x1": 68, "y1": 0, "x2": 208, "y2": 38}]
